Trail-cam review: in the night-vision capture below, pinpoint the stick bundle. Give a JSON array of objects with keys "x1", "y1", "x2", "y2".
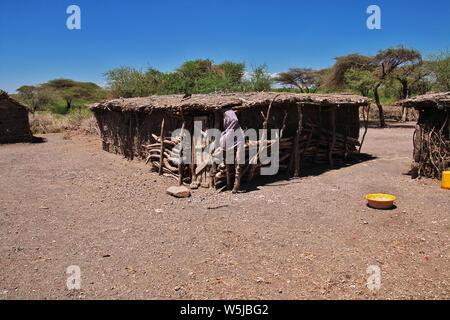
[{"x1": 413, "y1": 117, "x2": 450, "y2": 179}]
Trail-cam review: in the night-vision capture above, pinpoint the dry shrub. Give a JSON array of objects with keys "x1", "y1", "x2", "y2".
[
  {"x1": 29, "y1": 113, "x2": 69, "y2": 134},
  {"x1": 78, "y1": 116, "x2": 100, "y2": 136},
  {"x1": 29, "y1": 109, "x2": 99, "y2": 135}
]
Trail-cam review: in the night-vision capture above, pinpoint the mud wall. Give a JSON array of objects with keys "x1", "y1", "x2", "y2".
[{"x1": 0, "y1": 100, "x2": 32, "y2": 144}]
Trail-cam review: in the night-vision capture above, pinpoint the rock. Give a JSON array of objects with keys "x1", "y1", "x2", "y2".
[
  {"x1": 166, "y1": 186, "x2": 191, "y2": 198},
  {"x1": 174, "y1": 286, "x2": 181, "y2": 291}
]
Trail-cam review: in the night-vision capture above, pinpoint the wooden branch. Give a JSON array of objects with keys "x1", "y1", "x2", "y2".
[{"x1": 159, "y1": 118, "x2": 165, "y2": 175}]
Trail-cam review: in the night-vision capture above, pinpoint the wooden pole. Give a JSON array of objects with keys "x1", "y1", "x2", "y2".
[
  {"x1": 294, "y1": 104, "x2": 304, "y2": 177},
  {"x1": 232, "y1": 146, "x2": 242, "y2": 193},
  {"x1": 329, "y1": 107, "x2": 336, "y2": 168},
  {"x1": 211, "y1": 111, "x2": 222, "y2": 189},
  {"x1": 280, "y1": 110, "x2": 288, "y2": 139},
  {"x1": 248, "y1": 95, "x2": 279, "y2": 182},
  {"x1": 178, "y1": 107, "x2": 185, "y2": 185},
  {"x1": 226, "y1": 164, "x2": 232, "y2": 189},
  {"x1": 159, "y1": 118, "x2": 165, "y2": 175},
  {"x1": 191, "y1": 133, "x2": 196, "y2": 184},
  {"x1": 359, "y1": 105, "x2": 370, "y2": 153},
  {"x1": 178, "y1": 122, "x2": 185, "y2": 185},
  {"x1": 313, "y1": 106, "x2": 323, "y2": 165}
]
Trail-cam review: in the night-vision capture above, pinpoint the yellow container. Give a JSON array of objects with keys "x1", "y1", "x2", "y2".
[
  {"x1": 366, "y1": 194, "x2": 397, "y2": 209},
  {"x1": 442, "y1": 171, "x2": 450, "y2": 190}
]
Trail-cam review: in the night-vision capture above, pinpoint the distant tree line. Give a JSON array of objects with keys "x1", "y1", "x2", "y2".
[
  {"x1": 274, "y1": 46, "x2": 449, "y2": 127},
  {"x1": 15, "y1": 46, "x2": 448, "y2": 127},
  {"x1": 103, "y1": 60, "x2": 274, "y2": 98}
]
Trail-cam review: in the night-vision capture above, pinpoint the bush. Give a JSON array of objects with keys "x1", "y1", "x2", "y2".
[{"x1": 29, "y1": 108, "x2": 94, "y2": 134}]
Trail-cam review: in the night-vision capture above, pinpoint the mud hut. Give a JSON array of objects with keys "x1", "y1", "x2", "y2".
[
  {"x1": 89, "y1": 92, "x2": 370, "y2": 192},
  {"x1": 0, "y1": 90, "x2": 32, "y2": 144},
  {"x1": 397, "y1": 92, "x2": 450, "y2": 179}
]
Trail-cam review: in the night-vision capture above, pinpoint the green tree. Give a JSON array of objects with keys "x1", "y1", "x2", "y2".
[
  {"x1": 16, "y1": 85, "x2": 57, "y2": 112},
  {"x1": 246, "y1": 64, "x2": 273, "y2": 92},
  {"x1": 322, "y1": 54, "x2": 374, "y2": 92},
  {"x1": 104, "y1": 67, "x2": 150, "y2": 98},
  {"x1": 391, "y1": 62, "x2": 431, "y2": 121},
  {"x1": 214, "y1": 61, "x2": 246, "y2": 91},
  {"x1": 274, "y1": 68, "x2": 320, "y2": 93},
  {"x1": 425, "y1": 49, "x2": 450, "y2": 91},
  {"x1": 371, "y1": 46, "x2": 422, "y2": 127},
  {"x1": 344, "y1": 69, "x2": 377, "y2": 97},
  {"x1": 41, "y1": 79, "x2": 105, "y2": 111},
  {"x1": 176, "y1": 59, "x2": 214, "y2": 93}
]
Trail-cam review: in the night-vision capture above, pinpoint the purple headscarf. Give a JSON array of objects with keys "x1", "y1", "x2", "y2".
[{"x1": 220, "y1": 109, "x2": 244, "y2": 151}]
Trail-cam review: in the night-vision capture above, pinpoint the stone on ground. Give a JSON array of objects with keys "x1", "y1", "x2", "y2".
[{"x1": 166, "y1": 186, "x2": 191, "y2": 198}]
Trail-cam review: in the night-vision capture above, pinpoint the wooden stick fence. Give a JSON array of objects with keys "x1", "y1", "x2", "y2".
[{"x1": 142, "y1": 103, "x2": 362, "y2": 192}]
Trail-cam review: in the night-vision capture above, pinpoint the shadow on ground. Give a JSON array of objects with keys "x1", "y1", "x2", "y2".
[
  {"x1": 360, "y1": 120, "x2": 416, "y2": 129},
  {"x1": 31, "y1": 136, "x2": 47, "y2": 144},
  {"x1": 239, "y1": 153, "x2": 378, "y2": 193}
]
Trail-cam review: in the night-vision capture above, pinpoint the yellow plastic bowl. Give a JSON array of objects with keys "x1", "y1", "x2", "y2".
[
  {"x1": 366, "y1": 194, "x2": 397, "y2": 209},
  {"x1": 442, "y1": 171, "x2": 450, "y2": 190}
]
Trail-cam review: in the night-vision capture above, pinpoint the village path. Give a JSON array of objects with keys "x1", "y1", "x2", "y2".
[{"x1": 0, "y1": 122, "x2": 448, "y2": 299}]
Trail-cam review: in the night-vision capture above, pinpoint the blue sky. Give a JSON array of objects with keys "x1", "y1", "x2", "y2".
[{"x1": 0, "y1": 0, "x2": 449, "y2": 93}]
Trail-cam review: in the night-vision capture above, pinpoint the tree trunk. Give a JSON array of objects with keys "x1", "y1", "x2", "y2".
[
  {"x1": 401, "y1": 81, "x2": 408, "y2": 100},
  {"x1": 401, "y1": 106, "x2": 409, "y2": 122},
  {"x1": 373, "y1": 84, "x2": 386, "y2": 128},
  {"x1": 400, "y1": 80, "x2": 409, "y2": 122},
  {"x1": 66, "y1": 100, "x2": 72, "y2": 112}
]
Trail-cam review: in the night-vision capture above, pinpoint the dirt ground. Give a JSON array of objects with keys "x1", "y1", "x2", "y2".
[{"x1": 0, "y1": 122, "x2": 448, "y2": 300}]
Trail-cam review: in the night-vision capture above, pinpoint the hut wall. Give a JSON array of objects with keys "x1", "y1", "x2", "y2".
[
  {"x1": 411, "y1": 107, "x2": 449, "y2": 178},
  {"x1": 95, "y1": 109, "x2": 186, "y2": 159},
  {"x1": 0, "y1": 100, "x2": 32, "y2": 144},
  {"x1": 236, "y1": 104, "x2": 360, "y2": 140},
  {"x1": 94, "y1": 102, "x2": 360, "y2": 161}
]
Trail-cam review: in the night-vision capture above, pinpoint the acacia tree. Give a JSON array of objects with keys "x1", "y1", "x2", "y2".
[
  {"x1": 322, "y1": 54, "x2": 374, "y2": 92},
  {"x1": 393, "y1": 62, "x2": 430, "y2": 121},
  {"x1": 274, "y1": 68, "x2": 320, "y2": 93},
  {"x1": 371, "y1": 46, "x2": 422, "y2": 127},
  {"x1": 16, "y1": 85, "x2": 57, "y2": 112}
]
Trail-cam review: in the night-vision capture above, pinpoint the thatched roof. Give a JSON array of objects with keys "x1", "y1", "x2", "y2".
[
  {"x1": 0, "y1": 90, "x2": 31, "y2": 111},
  {"x1": 88, "y1": 92, "x2": 370, "y2": 113},
  {"x1": 397, "y1": 92, "x2": 450, "y2": 110}
]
